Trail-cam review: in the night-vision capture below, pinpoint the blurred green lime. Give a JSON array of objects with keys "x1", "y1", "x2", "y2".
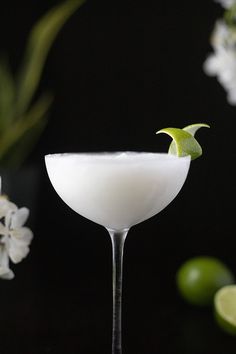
[
  {"x1": 215, "y1": 285, "x2": 236, "y2": 335},
  {"x1": 176, "y1": 257, "x2": 234, "y2": 306}
]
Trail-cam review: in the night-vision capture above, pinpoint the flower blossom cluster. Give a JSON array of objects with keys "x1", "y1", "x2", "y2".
[
  {"x1": 204, "y1": 1, "x2": 236, "y2": 105},
  {"x1": 215, "y1": 0, "x2": 236, "y2": 9},
  {"x1": 204, "y1": 20, "x2": 236, "y2": 105},
  {"x1": 0, "y1": 179, "x2": 33, "y2": 279}
]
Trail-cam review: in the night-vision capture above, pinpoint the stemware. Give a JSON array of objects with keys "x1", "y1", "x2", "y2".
[{"x1": 45, "y1": 152, "x2": 191, "y2": 354}]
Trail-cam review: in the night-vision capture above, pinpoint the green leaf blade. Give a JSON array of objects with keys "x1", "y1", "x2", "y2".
[
  {"x1": 0, "y1": 58, "x2": 15, "y2": 131},
  {"x1": 16, "y1": 0, "x2": 86, "y2": 115},
  {"x1": 0, "y1": 93, "x2": 53, "y2": 168}
]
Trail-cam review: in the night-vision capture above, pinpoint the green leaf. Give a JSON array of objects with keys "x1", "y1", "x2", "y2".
[
  {"x1": 224, "y1": 4, "x2": 236, "y2": 28},
  {"x1": 16, "y1": 0, "x2": 86, "y2": 115},
  {"x1": 0, "y1": 58, "x2": 15, "y2": 131},
  {"x1": 1, "y1": 118, "x2": 48, "y2": 169},
  {"x1": 0, "y1": 93, "x2": 53, "y2": 166}
]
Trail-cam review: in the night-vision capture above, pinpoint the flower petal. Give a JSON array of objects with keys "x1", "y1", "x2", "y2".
[
  {"x1": 0, "y1": 198, "x2": 17, "y2": 220},
  {"x1": 215, "y1": 0, "x2": 236, "y2": 9},
  {"x1": 0, "y1": 266, "x2": 14, "y2": 280},
  {"x1": 11, "y1": 227, "x2": 33, "y2": 243},
  {"x1": 10, "y1": 207, "x2": 29, "y2": 229},
  {"x1": 0, "y1": 244, "x2": 14, "y2": 280},
  {"x1": 7, "y1": 230, "x2": 33, "y2": 264},
  {"x1": 0, "y1": 222, "x2": 7, "y2": 236}
]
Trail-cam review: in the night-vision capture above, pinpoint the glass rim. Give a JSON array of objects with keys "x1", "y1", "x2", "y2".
[{"x1": 44, "y1": 152, "x2": 191, "y2": 162}]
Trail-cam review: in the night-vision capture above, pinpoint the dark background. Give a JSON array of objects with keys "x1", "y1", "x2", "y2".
[{"x1": 0, "y1": 0, "x2": 236, "y2": 353}]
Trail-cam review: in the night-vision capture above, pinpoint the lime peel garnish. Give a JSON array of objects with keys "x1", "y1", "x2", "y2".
[
  {"x1": 183, "y1": 123, "x2": 210, "y2": 136},
  {"x1": 156, "y1": 123, "x2": 210, "y2": 160}
]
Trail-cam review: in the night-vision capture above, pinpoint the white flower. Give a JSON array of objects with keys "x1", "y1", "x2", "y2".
[
  {"x1": 215, "y1": 0, "x2": 236, "y2": 8},
  {"x1": 0, "y1": 244, "x2": 14, "y2": 280},
  {"x1": 0, "y1": 180, "x2": 33, "y2": 279},
  {"x1": 204, "y1": 20, "x2": 236, "y2": 105}
]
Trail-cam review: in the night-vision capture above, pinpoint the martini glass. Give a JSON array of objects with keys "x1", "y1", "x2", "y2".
[{"x1": 45, "y1": 152, "x2": 191, "y2": 354}]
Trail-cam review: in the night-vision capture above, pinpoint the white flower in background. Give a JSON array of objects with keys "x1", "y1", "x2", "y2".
[
  {"x1": 0, "y1": 177, "x2": 33, "y2": 279},
  {"x1": 204, "y1": 20, "x2": 236, "y2": 105},
  {"x1": 0, "y1": 243, "x2": 14, "y2": 280},
  {"x1": 215, "y1": 0, "x2": 236, "y2": 9}
]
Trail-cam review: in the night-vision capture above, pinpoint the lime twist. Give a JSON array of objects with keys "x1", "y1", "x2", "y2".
[{"x1": 156, "y1": 123, "x2": 210, "y2": 160}]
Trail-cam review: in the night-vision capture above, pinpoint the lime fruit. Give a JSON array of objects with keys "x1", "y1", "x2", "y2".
[
  {"x1": 215, "y1": 285, "x2": 236, "y2": 335},
  {"x1": 156, "y1": 123, "x2": 210, "y2": 160},
  {"x1": 176, "y1": 257, "x2": 234, "y2": 306}
]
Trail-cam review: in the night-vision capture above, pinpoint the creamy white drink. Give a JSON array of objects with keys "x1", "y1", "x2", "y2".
[{"x1": 45, "y1": 152, "x2": 190, "y2": 230}]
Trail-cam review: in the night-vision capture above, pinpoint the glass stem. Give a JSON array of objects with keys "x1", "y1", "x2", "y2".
[{"x1": 107, "y1": 228, "x2": 129, "y2": 354}]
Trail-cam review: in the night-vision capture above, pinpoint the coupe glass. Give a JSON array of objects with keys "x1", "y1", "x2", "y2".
[{"x1": 45, "y1": 152, "x2": 191, "y2": 354}]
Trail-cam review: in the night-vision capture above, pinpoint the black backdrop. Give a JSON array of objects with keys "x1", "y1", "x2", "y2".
[{"x1": 0, "y1": 1, "x2": 236, "y2": 353}]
